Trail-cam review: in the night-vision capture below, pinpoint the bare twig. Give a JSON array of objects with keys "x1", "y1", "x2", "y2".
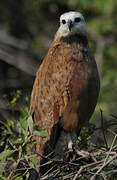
[
  {"x1": 73, "y1": 166, "x2": 83, "y2": 180},
  {"x1": 36, "y1": 152, "x2": 80, "y2": 167},
  {"x1": 90, "y1": 154, "x2": 117, "y2": 180},
  {"x1": 73, "y1": 160, "x2": 104, "y2": 180},
  {"x1": 101, "y1": 172, "x2": 108, "y2": 180},
  {"x1": 100, "y1": 109, "x2": 108, "y2": 149},
  {"x1": 104, "y1": 133, "x2": 117, "y2": 164}
]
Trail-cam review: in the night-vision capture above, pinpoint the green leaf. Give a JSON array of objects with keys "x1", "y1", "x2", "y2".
[
  {"x1": 28, "y1": 155, "x2": 38, "y2": 168},
  {"x1": 15, "y1": 176, "x2": 24, "y2": 180},
  {"x1": 0, "y1": 160, "x2": 6, "y2": 175},
  {"x1": 0, "y1": 150, "x2": 14, "y2": 174},
  {"x1": 59, "y1": 171, "x2": 67, "y2": 176},
  {"x1": 33, "y1": 129, "x2": 48, "y2": 138},
  {"x1": 33, "y1": 126, "x2": 48, "y2": 137},
  {"x1": 0, "y1": 150, "x2": 14, "y2": 161},
  {"x1": 27, "y1": 116, "x2": 34, "y2": 134},
  {"x1": 19, "y1": 116, "x2": 28, "y2": 131},
  {"x1": 9, "y1": 138, "x2": 24, "y2": 147},
  {"x1": 0, "y1": 174, "x2": 7, "y2": 180}
]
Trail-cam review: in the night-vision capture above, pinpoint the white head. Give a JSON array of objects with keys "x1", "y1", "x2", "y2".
[{"x1": 57, "y1": 11, "x2": 87, "y2": 37}]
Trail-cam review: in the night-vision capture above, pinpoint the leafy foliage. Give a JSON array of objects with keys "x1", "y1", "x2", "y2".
[
  {"x1": 8, "y1": 90, "x2": 22, "y2": 107},
  {"x1": 0, "y1": 93, "x2": 48, "y2": 179}
]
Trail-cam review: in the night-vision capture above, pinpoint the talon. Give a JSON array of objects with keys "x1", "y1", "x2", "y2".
[
  {"x1": 65, "y1": 140, "x2": 73, "y2": 161},
  {"x1": 68, "y1": 139, "x2": 73, "y2": 152},
  {"x1": 75, "y1": 149, "x2": 90, "y2": 158}
]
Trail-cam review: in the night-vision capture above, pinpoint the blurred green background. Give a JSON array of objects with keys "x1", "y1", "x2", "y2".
[{"x1": 0, "y1": 0, "x2": 117, "y2": 132}]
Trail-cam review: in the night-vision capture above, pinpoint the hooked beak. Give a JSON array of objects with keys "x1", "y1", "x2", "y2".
[{"x1": 68, "y1": 20, "x2": 73, "y2": 31}]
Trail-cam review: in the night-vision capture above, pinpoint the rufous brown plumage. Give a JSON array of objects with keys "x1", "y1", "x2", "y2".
[{"x1": 30, "y1": 11, "x2": 100, "y2": 165}]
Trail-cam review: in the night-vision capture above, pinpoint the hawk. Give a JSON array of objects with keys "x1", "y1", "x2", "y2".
[{"x1": 30, "y1": 11, "x2": 100, "y2": 165}]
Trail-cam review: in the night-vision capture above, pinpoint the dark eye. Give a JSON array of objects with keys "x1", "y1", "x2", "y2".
[
  {"x1": 62, "y1": 19, "x2": 66, "y2": 24},
  {"x1": 74, "y1": 17, "x2": 81, "y2": 22}
]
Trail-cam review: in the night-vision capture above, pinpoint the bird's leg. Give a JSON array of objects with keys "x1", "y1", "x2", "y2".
[
  {"x1": 68, "y1": 132, "x2": 90, "y2": 158},
  {"x1": 67, "y1": 132, "x2": 78, "y2": 152},
  {"x1": 68, "y1": 139, "x2": 73, "y2": 152},
  {"x1": 65, "y1": 132, "x2": 79, "y2": 160}
]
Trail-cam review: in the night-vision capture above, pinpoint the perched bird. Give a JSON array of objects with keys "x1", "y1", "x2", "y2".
[{"x1": 30, "y1": 11, "x2": 100, "y2": 165}]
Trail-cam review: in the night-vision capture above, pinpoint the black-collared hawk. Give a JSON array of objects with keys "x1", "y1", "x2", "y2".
[{"x1": 30, "y1": 11, "x2": 100, "y2": 165}]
